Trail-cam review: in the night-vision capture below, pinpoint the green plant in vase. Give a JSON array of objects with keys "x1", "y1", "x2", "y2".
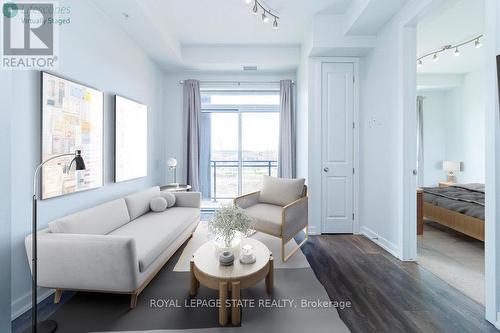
[{"x1": 208, "y1": 205, "x2": 252, "y2": 250}]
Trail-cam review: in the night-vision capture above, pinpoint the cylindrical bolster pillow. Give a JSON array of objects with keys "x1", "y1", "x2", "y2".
[
  {"x1": 150, "y1": 196, "x2": 168, "y2": 212},
  {"x1": 161, "y1": 191, "x2": 176, "y2": 208}
]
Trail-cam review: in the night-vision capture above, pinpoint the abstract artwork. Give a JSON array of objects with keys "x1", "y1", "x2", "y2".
[
  {"x1": 114, "y1": 95, "x2": 148, "y2": 182},
  {"x1": 41, "y1": 72, "x2": 104, "y2": 199}
]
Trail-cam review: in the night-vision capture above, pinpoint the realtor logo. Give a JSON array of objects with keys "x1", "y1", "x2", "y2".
[{"x1": 2, "y1": 1, "x2": 59, "y2": 69}]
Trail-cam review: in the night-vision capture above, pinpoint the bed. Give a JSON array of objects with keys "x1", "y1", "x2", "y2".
[{"x1": 417, "y1": 183, "x2": 485, "y2": 241}]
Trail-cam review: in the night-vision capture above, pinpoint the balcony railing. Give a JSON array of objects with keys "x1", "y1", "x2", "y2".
[{"x1": 209, "y1": 160, "x2": 277, "y2": 201}]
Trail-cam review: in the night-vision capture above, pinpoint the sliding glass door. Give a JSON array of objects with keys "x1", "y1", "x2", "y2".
[{"x1": 200, "y1": 91, "x2": 279, "y2": 207}]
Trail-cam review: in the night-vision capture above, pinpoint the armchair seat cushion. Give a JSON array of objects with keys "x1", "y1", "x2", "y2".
[{"x1": 245, "y1": 203, "x2": 282, "y2": 237}]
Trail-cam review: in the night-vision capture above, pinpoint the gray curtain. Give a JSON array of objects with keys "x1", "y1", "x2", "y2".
[
  {"x1": 417, "y1": 96, "x2": 424, "y2": 186},
  {"x1": 184, "y1": 80, "x2": 201, "y2": 191},
  {"x1": 278, "y1": 80, "x2": 295, "y2": 178}
]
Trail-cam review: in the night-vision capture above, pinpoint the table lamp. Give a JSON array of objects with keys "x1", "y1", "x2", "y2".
[
  {"x1": 167, "y1": 157, "x2": 178, "y2": 186},
  {"x1": 442, "y1": 160, "x2": 461, "y2": 183}
]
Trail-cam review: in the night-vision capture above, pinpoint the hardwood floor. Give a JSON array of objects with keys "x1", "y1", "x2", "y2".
[
  {"x1": 12, "y1": 231, "x2": 498, "y2": 332},
  {"x1": 299, "y1": 234, "x2": 497, "y2": 333}
]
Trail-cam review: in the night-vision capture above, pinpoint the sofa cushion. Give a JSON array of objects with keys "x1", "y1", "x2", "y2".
[
  {"x1": 259, "y1": 176, "x2": 305, "y2": 207},
  {"x1": 109, "y1": 207, "x2": 199, "y2": 272},
  {"x1": 125, "y1": 186, "x2": 160, "y2": 220},
  {"x1": 48, "y1": 199, "x2": 130, "y2": 235},
  {"x1": 245, "y1": 203, "x2": 282, "y2": 237}
]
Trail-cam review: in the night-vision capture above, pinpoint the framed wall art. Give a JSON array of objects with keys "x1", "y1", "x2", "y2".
[
  {"x1": 114, "y1": 95, "x2": 148, "y2": 182},
  {"x1": 41, "y1": 72, "x2": 104, "y2": 199}
]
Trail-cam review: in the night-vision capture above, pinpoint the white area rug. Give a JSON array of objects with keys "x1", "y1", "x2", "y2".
[
  {"x1": 418, "y1": 222, "x2": 485, "y2": 305},
  {"x1": 173, "y1": 221, "x2": 310, "y2": 271}
]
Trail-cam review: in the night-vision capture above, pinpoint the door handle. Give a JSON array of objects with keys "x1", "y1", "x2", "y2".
[
  {"x1": 413, "y1": 169, "x2": 418, "y2": 175},
  {"x1": 324, "y1": 167, "x2": 329, "y2": 172}
]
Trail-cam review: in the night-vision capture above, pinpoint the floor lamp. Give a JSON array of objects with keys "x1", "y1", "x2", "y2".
[{"x1": 23, "y1": 150, "x2": 86, "y2": 333}]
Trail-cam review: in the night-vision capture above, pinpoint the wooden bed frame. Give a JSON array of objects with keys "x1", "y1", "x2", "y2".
[{"x1": 417, "y1": 190, "x2": 485, "y2": 241}]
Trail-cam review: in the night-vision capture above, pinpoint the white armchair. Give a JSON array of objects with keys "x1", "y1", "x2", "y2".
[{"x1": 234, "y1": 176, "x2": 308, "y2": 262}]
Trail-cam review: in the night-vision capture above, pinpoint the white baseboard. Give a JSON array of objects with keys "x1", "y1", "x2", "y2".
[
  {"x1": 11, "y1": 287, "x2": 54, "y2": 321},
  {"x1": 307, "y1": 225, "x2": 319, "y2": 235},
  {"x1": 360, "y1": 226, "x2": 401, "y2": 259}
]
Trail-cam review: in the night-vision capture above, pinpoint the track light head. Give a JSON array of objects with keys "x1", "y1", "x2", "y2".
[
  {"x1": 262, "y1": 11, "x2": 269, "y2": 23},
  {"x1": 453, "y1": 47, "x2": 460, "y2": 57},
  {"x1": 417, "y1": 59, "x2": 423, "y2": 67},
  {"x1": 475, "y1": 38, "x2": 482, "y2": 48},
  {"x1": 252, "y1": 1, "x2": 258, "y2": 14},
  {"x1": 273, "y1": 17, "x2": 279, "y2": 30},
  {"x1": 432, "y1": 53, "x2": 438, "y2": 62}
]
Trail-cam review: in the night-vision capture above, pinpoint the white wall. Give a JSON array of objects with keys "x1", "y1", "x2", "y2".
[
  {"x1": 445, "y1": 70, "x2": 486, "y2": 183},
  {"x1": 296, "y1": 43, "x2": 311, "y2": 181},
  {"x1": 484, "y1": 0, "x2": 500, "y2": 325},
  {"x1": 419, "y1": 90, "x2": 447, "y2": 186},
  {"x1": 162, "y1": 71, "x2": 296, "y2": 186},
  {"x1": 419, "y1": 70, "x2": 486, "y2": 186},
  {"x1": 8, "y1": 0, "x2": 166, "y2": 319},
  {"x1": 359, "y1": 21, "x2": 405, "y2": 256}
]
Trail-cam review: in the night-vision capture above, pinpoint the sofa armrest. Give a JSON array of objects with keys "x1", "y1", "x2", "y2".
[
  {"x1": 282, "y1": 196, "x2": 308, "y2": 241},
  {"x1": 171, "y1": 191, "x2": 201, "y2": 208},
  {"x1": 25, "y1": 232, "x2": 140, "y2": 292},
  {"x1": 234, "y1": 191, "x2": 260, "y2": 209}
]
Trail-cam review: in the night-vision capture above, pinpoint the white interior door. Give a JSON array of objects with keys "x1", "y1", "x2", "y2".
[{"x1": 321, "y1": 62, "x2": 354, "y2": 233}]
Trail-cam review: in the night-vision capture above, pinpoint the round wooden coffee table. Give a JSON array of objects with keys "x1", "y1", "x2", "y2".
[{"x1": 189, "y1": 238, "x2": 273, "y2": 326}]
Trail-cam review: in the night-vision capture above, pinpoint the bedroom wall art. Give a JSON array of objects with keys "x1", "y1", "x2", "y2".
[
  {"x1": 41, "y1": 72, "x2": 104, "y2": 199},
  {"x1": 114, "y1": 95, "x2": 148, "y2": 182}
]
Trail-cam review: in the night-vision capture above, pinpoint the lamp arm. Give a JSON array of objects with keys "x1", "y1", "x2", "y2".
[{"x1": 33, "y1": 153, "x2": 74, "y2": 199}]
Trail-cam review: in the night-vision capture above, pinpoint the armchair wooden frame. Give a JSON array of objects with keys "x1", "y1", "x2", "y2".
[{"x1": 234, "y1": 186, "x2": 308, "y2": 262}]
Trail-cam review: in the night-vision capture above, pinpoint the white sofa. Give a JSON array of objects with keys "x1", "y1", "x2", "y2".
[{"x1": 25, "y1": 186, "x2": 200, "y2": 308}]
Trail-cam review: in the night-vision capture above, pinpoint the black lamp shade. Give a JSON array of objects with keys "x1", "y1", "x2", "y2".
[{"x1": 74, "y1": 150, "x2": 86, "y2": 170}]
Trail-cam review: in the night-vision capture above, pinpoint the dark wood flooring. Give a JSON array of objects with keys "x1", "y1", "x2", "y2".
[
  {"x1": 299, "y1": 234, "x2": 498, "y2": 333},
  {"x1": 13, "y1": 233, "x2": 498, "y2": 333}
]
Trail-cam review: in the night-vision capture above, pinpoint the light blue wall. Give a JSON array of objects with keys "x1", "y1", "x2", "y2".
[
  {"x1": 419, "y1": 70, "x2": 485, "y2": 187},
  {"x1": 0, "y1": 71, "x2": 13, "y2": 331},
  {"x1": 420, "y1": 91, "x2": 447, "y2": 186},
  {"x1": 9, "y1": 1, "x2": 166, "y2": 319}
]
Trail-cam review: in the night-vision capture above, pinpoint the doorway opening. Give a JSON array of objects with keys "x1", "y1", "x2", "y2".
[{"x1": 415, "y1": 0, "x2": 486, "y2": 305}]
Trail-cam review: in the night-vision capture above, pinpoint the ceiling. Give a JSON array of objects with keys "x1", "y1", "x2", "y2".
[
  {"x1": 143, "y1": 0, "x2": 353, "y2": 46},
  {"x1": 92, "y1": 0, "x2": 411, "y2": 72},
  {"x1": 417, "y1": 0, "x2": 484, "y2": 75}
]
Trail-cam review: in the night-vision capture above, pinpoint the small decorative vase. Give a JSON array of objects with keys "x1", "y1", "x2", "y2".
[
  {"x1": 219, "y1": 251, "x2": 235, "y2": 266},
  {"x1": 239, "y1": 244, "x2": 256, "y2": 264}
]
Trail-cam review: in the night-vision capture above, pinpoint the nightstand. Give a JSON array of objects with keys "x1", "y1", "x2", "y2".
[{"x1": 438, "y1": 181, "x2": 455, "y2": 188}]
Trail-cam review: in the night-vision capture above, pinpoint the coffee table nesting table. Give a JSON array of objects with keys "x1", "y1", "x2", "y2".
[{"x1": 189, "y1": 238, "x2": 274, "y2": 326}]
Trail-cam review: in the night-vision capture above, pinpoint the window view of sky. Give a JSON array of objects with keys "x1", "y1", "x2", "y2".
[{"x1": 201, "y1": 93, "x2": 280, "y2": 202}]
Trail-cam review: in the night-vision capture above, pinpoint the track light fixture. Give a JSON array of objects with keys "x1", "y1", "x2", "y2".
[
  {"x1": 252, "y1": 1, "x2": 258, "y2": 15},
  {"x1": 262, "y1": 10, "x2": 269, "y2": 23},
  {"x1": 475, "y1": 38, "x2": 482, "y2": 49},
  {"x1": 417, "y1": 35, "x2": 483, "y2": 68},
  {"x1": 245, "y1": 0, "x2": 279, "y2": 30}
]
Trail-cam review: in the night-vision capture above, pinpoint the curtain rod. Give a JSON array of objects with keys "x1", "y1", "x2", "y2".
[{"x1": 178, "y1": 80, "x2": 294, "y2": 85}]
